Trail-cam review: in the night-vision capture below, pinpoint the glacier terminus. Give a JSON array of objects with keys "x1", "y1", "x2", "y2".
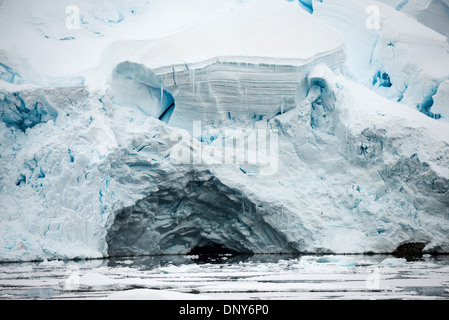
[{"x1": 0, "y1": 0, "x2": 448, "y2": 266}]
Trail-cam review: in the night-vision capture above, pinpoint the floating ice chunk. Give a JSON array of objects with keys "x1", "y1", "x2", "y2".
[
  {"x1": 380, "y1": 258, "x2": 407, "y2": 266},
  {"x1": 316, "y1": 256, "x2": 357, "y2": 267},
  {"x1": 316, "y1": 256, "x2": 341, "y2": 263},
  {"x1": 78, "y1": 272, "x2": 116, "y2": 288},
  {"x1": 336, "y1": 257, "x2": 358, "y2": 267},
  {"x1": 39, "y1": 259, "x2": 64, "y2": 267},
  {"x1": 74, "y1": 272, "x2": 164, "y2": 291}
]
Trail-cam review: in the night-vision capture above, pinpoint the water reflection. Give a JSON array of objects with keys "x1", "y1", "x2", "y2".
[
  {"x1": 106, "y1": 253, "x2": 440, "y2": 270},
  {"x1": 1, "y1": 254, "x2": 448, "y2": 300}
]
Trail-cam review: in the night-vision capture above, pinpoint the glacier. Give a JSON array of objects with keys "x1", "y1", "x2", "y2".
[{"x1": 0, "y1": 0, "x2": 448, "y2": 262}]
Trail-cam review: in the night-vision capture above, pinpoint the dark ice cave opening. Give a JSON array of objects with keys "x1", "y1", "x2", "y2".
[
  {"x1": 106, "y1": 171, "x2": 297, "y2": 258},
  {"x1": 187, "y1": 242, "x2": 240, "y2": 256},
  {"x1": 393, "y1": 242, "x2": 427, "y2": 261}
]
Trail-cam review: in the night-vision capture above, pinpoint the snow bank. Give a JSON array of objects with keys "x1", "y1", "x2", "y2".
[{"x1": 380, "y1": 258, "x2": 407, "y2": 266}]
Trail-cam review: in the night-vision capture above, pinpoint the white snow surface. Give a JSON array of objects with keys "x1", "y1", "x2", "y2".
[
  {"x1": 0, "y1": 0, "x2": 448, "y2": 262},
  {"x1": 312, "y1": 0, "x2": 449, "y2": 119}
]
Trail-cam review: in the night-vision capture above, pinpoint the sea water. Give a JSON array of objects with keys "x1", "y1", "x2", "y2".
[{"x1": 0, "y1": 254, "x2": 448, "y2": 300}]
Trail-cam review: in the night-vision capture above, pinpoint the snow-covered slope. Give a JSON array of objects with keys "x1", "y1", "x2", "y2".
[
  {"x1": 1, "y1": 64, "x2": 448, "y2": 261},
  {"x1": 0, "y1": 0, "x2": 448, "y2": 262},
  {"x1": 376, "y1": 0, "x2": 449, "y2": 38},
  {"x1": 311, "y1": 0, "x2": 449, "y2": 120}
]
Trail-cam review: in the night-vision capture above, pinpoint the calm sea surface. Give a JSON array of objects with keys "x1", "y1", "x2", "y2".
[{"x1": 1, "y1": 254, "x2": 448, "y2": 300}]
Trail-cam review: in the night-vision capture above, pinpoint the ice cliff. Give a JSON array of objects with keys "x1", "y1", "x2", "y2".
[{"x1": 0, "y1": 0, "x2": 448, "y2": 262}]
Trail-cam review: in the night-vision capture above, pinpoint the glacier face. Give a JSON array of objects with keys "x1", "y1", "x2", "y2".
[
  {"x1": 311, "y1": 0, "x2": 449, "y2": 120},
  {"x1": 0, "y1": 0, "x2": 449, "y2": 262}
]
